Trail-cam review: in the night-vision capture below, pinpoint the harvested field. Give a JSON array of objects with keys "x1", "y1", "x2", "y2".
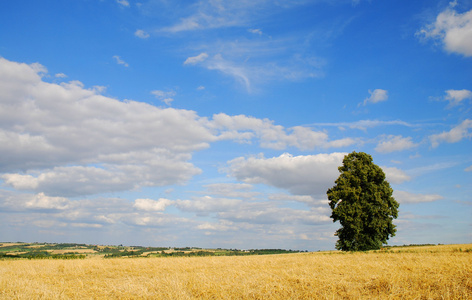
[{"x1": 0, "y1": 244, "x2": 471, "y2": 299}]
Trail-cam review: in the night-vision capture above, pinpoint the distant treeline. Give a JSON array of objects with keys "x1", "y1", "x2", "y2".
[
  {"x1": 104, "y1": 249, "x2": 305, "y2": 258},
  {"x1": 1, "y1": 242, "x2": 307, "y2": 260},
  {"x1": 0, "y1": 252, "x2": 85, "y2": 260}
]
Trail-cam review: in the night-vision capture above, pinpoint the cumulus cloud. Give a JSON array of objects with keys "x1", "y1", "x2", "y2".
[
  {"x1": 0, "y1": 57, "x2": 214, "y2": 196},
  {"x1": 394, "y1": 190, "x2": 443, "y2": 204},
  {"x1": 375, "y1": 135, "x2": 418, "y2": 153},
  {"x1": 363, "y1": 89, "x2": 388, "y2": 105},
  {"x1": 134, "y1": 29, "x2": 150, "y2": 39},
  {"x1": 417, "y1": 6, "x2": 472, "y2": 56},
  {"x1": 430, "y1": 119, "x2": 472, "y2": 148},
  {"x1": 25, "y1": 192, "x2": 71, "y2": 210},
  {"x1": 0, "y1": 57, "x2": 355, "y2": 199},
  {"x1": 113, "y1": 55, "x2": 129, "y2": 67},
  {"x1": 211, "y1": 113, "x2": 355, "y2": 150},
  {"x1": 444, "y1": 89, "x2": 472, "y2": 106},
  {"x1": 134, "y1": 198, "x2": 173, "y2": 212},
  {"x1": 226, "y1": 152, "x2": 346, "y2": 196},
  {"x1": 184, "y1": 53, "x2": 209, "y2": 65}
]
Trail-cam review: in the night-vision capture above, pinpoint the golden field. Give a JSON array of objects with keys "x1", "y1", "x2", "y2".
[{"x1": 1, "y1": 244, "x2": 471, "y2": 299}]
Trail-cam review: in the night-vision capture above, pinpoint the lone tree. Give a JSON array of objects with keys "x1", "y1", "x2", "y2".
[{"x1": 327, "y1": 152, "x2": 399, "y2": 251}]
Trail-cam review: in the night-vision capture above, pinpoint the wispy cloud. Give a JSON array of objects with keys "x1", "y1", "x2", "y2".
[
  {"x1": 430, "y1": 119, "x2": 472, "y2": 148},
  {"x1": 151, "y1": 90, "x2": 176, "y2": 105},
  {"x1": 55, "y1": 73, "x2": 67, "y2": 78},
  {"x1": 382, "y1": 166, "x2": 411, "y2": 184},
  {"x1": 375, "y1": 135, "x2": 418, "y2": 153},
  {"x1": 308, "y1": 119, "x2": 414, "y2": 131},
  {"x1": 394, "y1": 190, "x2": 443, "y2": 204},
  {"x1": 184, "y1": 53, "x2": 209, "y2": 65},
  {"x1": 183, "y1": 38, "x2": 325, "y2": 92},
  {"x1": 134, "y1": 29, "x2": 150, "y2": 39},
  {"x1": 248, "y1": 28, "x2": 263, "y2": 35},
  {"x1": 116, "y1": 0, "x2": 130, "y2": 7},
  {"x1": 159, "y1": 1, "x2": 266, "y2": 33},
  {"x1": 113, "y1": 55, "x2": 129, "y2": 67}
]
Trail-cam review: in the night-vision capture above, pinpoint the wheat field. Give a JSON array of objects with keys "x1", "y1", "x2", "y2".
[{"x1": 1, "y1": 244, "x2": 471, "y2": 299}]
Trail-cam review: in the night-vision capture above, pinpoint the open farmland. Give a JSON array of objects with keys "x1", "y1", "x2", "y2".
[{"x1": 0, "y1": 244, "x2": 471, "y2": 299}]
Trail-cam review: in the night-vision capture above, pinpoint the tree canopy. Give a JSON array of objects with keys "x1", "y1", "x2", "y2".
[{"x1": 327, "y1": 152, "x2": 399, "y2": 251}]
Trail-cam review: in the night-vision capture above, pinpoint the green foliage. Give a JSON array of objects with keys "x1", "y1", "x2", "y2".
[{"x1": 327, "y1": 152, "x2": 399, "y2": 251}]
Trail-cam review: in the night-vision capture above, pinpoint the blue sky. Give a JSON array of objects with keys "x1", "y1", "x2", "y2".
[{"x1": 0, "y1": 0, "x2": 471, "y2": 250}]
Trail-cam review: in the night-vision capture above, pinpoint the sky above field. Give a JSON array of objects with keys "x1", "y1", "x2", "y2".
[{"x1": 0, "y1": 0, "x2": 471, "y2": 250}]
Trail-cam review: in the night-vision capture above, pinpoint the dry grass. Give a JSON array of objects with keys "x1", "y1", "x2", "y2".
[{"x1": 1, "y1": 244, "x2": 471, "y2": 299}]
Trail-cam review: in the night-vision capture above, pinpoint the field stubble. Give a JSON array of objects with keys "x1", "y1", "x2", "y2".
[{"x1": 0, "y1": 244, "x2": 471, "y2": 299}]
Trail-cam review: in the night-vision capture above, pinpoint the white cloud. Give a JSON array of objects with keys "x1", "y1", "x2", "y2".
[
  {"x1": 134, "y1": 29, "x2": 150, "y2": 39},
  {"x1": 310, "y1": 119, "x2": 413, "y2": 131},
  {"x1": 197, "y1": 221, "x2": 236, "y2": 232},
  {"x1": 430, "y1": 119, "x2": 472, "y2": 148},
  {"x1": 444, "y1": 89, "x2": 472, "y2": 106},
  {"x1": 184, "y1": 53, "x2": 209, "y2": 65},
  {"x1": 248, "y1": 28, "x2": 263, "y2": 35},
  {"x1": 176, "y1": 196, "x2": 243, "y2": 213},
  {"x1": 363, "y1": 89, "x2": 388, "y2": 105},
  {"x1": 2, "y1": 160, "x2": 200, "y2": 197},
  {"x1": 151, "y1": 90, "x2": 176, "y2": 105},
  {"x1": 465, "y1": 165, "x2": 472, "y2": 172},
  {"x1": 211, "y1": 113, "x2": 355, "y2": 150},
  {"x1": 134, "y1": 198, "x2": 173, "y2": 212},
  {"x1": 394, "y1": 190, "x2": 443, "y2": 204},
  {"x1": 218, "y1": 204, "x2": 330, "y2": 225},
  {"x1": 0, "y1": 57, "x2": 214, "y2": 197},
  {"x1": 25, "y1": 192, "x2": 70, "y2": 210},
  {"x1": 203, "y1": 183, "x2": 259, "y2": 199},
  {"x1": 418, "y1": 6, "x2": 472, "y2": 56},
  {"x1": 0, "y1": 57, "x2": 353, "y2": 200},
  {"x1": 116, "y1": 0, "x2": 129, "y2": 7},
  {"x1": 375, "y1": 135, "x2": 418, "y2": 153},
  {"x1": 55, "y1": 73, "x2": 67, "y2": 78},
  {"x1": 159, "y1": 1, "x2": 258, "y2": 33},
  {"x1": 181, "y1": 35, "x2": 325, "y2": 92},
  {"x1": 381, "y1": 166, "x2": 411, "y2": 184},
  {"x1": 268, "y1": 193, "x2": 321, "y2": 206},
  {"x1": 226, "y1": 152, "x2": 346, "y2": 196},
  {"x1": 113, "y1": 55, "x2": 129, "y2": 67}
]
